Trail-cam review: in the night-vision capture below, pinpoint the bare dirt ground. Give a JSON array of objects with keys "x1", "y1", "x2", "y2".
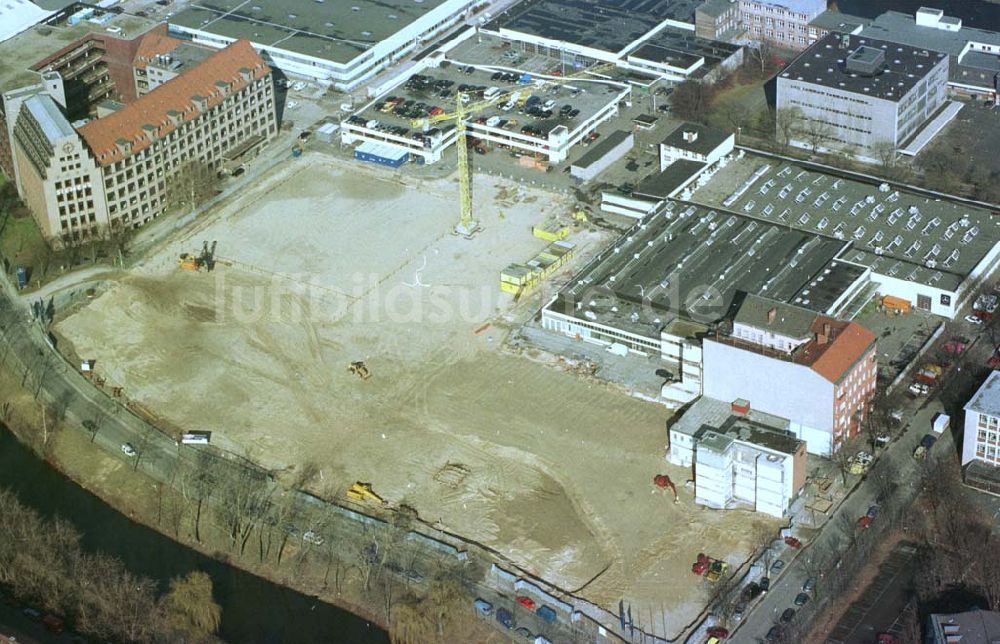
[{"x1": 54, "y1": 155, "x2": 777, "y2": 637}]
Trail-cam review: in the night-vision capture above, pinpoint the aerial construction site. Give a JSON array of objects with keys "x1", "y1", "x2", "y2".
[{"x1": 53, "y1": 153, "x2": 777, "y2": 638}]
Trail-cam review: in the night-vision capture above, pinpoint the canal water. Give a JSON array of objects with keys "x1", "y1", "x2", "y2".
[{"x1": 0, "y1": 428, "x2": 388, "y2": 644}]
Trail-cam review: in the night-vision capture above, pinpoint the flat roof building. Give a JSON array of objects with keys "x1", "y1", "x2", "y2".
[
  {"x1": 168, "y1": 0, "x2": 485, "y2": 90},
  {"x1": 776, "y1": 32, "x2": 950, "y2": 159},
  {"x1": 668, "y1": 396, "x2": 807, "y2": 517},
  {"x1": 861, "y1": 8, "x2": 1000, "y2": 101},
  {"x1": 807, "y1": 10, "x2": 868, "y2": 46}
]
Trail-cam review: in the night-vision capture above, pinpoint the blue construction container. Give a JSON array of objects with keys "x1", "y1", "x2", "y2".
[{"x1": 354, "y1": 141, "x2": 407, "y2": 168}]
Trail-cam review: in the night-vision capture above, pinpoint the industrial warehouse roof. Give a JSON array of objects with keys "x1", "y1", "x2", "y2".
[
  {"x1": 485, "y1": 0, "x2": 702, "y2": 55},
  {"x1": 169, "y1": 0, "x2": 450, "y2": 63},
  {"x1": 572, "y1": 130, "x2": 631, "y2": 169},
  {"x1": 733, "y1": 294, "x2": 818, "y2": 340},
  {"x1": 0, "y1": 1, "x2": 52, "y2": 43},
  {"x1": 862, "y1": 10, "x2": 1000, "y2": 87},
  {"x1": 966, "y1": 371, "x2": 1000, "y2": 418},
  {"x1": 780, "y1": 32, "x2": 947, "y2": 101},
  {"x1": 633, "y1": 160, "x2": 706, "y2": 200},
  {"x1": 661, "y1": 122, "x2": 732, "y2": 157},
  {"x1": 77, "y1": 39, "x2": 269, "y2": 165},
  {"x1": 688, "y1": 154, "x2": 1000, "y2": 291},
  {"x1": 549, "y1": 200, "x2": 848, "y2": 336},
  {"x1": 627, "y1": 26, "x2": 743, "y2": 70}
]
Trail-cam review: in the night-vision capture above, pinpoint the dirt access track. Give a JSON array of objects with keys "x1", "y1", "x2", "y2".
[{"x1": 54, "y1": 155, "x2": 777, "y2": 638}]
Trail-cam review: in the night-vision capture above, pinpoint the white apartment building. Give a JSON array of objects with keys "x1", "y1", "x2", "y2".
[
  {"x1": 659, "y1": 122, "x2": 734, "y2": 172},
  {"x1": 962, "y1": 371, "x2": 1000, "y2": 467},
  {"x1": 668, "y1": 397, "x2": 807, "y2": 518}
]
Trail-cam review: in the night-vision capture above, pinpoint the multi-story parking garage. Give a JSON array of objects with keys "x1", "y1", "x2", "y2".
[{"x1": 340, "y1": 64, "x2": 630, "y2": 165}]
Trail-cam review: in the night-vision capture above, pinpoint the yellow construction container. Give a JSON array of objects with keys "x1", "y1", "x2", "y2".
[
  {"x1": 532, "y1": 221, "x2": 571, "y2": 241},
  {"x1": 500, "y1": 241, "x2": 576, "y2": 295}
]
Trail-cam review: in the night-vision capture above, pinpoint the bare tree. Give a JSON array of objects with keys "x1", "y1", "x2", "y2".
[
  {"x1": 775, "y1": 107, "x2": 804, "y2": 154},
  {"x1": 216, "y1": 466, "x2": 272, "y2": 556},
  {"x1": 182, "y1": 451, "x2": 219, "y2": 543},
  {"x1": 165, "y1": 160, "x2": 220, "y2": 213}
]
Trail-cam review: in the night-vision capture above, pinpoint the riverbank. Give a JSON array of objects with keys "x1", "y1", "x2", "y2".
[{"x1": 0, "y1": 360, "x2": 393, "y2": 642}]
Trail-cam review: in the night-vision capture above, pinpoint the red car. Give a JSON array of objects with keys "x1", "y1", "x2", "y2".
[
  {"x1": 515, "y1": 596, "x2": 536, "y2": 610},
  {"x1": 857, "y1": 516, "x2": 872, "y2": 530},
  {"x1": 988, "y1": 355, "x2": 1000, "y2": 368},
  {"x1": 783, "y1": 536, "x2": 802, "y2": 549},
  {"x1": 706, "y1": 625, "x2": 729, "y2": 639}
]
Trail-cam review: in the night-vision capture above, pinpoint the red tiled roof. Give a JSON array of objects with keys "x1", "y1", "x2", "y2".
[
  {"x1": 77, "y1": 39, "x2": 269, "y2": 166},
  {"x1": 808, "y1": 319, "x2": 876, "y2": 383},
  {"x1": 133, "y1": 29, "x2": 184, "y2": 67}
]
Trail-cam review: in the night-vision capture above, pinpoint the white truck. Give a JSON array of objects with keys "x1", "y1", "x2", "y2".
[{"x1": 932, "y1": 413, "x2": 950, "y2": 434}]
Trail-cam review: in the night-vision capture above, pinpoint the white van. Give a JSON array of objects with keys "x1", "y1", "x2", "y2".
[
  {"x1": 484, "y1": 86, "x2": 501, "y2": 99},
  {"x1": 180, "y1": 432, "x2": 211, "y2": 445}
]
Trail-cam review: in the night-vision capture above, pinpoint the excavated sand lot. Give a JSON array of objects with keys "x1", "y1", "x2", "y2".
[{"x1": 55, "y1": 155, "x2": 777, "y2": 637}]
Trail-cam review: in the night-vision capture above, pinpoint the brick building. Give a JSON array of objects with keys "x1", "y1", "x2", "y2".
[
  {"x1": 702, "y1": 296, "x2": 878, "y2": 456},
  {"x1": 3, "y1": 30, "x2": 276, "y2": 246}
]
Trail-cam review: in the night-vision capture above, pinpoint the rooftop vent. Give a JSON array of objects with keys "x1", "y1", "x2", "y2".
[
  {"x1": 682, "y1": 130, "x2": 699, "y2": 143},
  {"x1": 846, "y1": 46, "x2": 885, "y2": 77}
]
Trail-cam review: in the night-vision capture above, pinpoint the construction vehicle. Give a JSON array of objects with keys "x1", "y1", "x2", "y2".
[
  {"x1": 346, "y1": 482, "x2": 386, "y2": 505},
  {"x1": 411, "y1": 63, "x2": 616, "y2": 238},
  {"x1": 692, "y1": 553, "x2": 719, "y2": 576},
  {"x1": 706, "y1": 560, "x2": 730, "y2": 582},
  {"x1": 177, "y1": 241, "x2": 217, "y2": 272},
  {"x1": 348, "y1": 361, "x2": 371, "y2": 380},
  {"x1": 653, "y1": 473, "x2": 679, "y2": 503}
]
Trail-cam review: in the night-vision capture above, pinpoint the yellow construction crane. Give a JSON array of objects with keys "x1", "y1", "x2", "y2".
[{"x1": 412, "y1": 63, "x2": 618, "y2": 238}]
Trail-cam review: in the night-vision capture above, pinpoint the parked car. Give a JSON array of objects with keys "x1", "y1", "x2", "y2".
[
  {"x1": 784, "y1": 535, "x2": 802, "y2": 549},
  {"x1": 514, "y1": 626, "x2": 533, "y2": 639},
  {"x1": 302, "y1": 530, "x2": 324, "y2": 545},
  {"x1": 473, "y1": 598, "x2": 493, "y2": 617},
  {"x1": 741, "y1": 581, "x2": 761, "y2": 601},
  {"x1": 42, "y1": 614, "x2": 65, "y2": 634},
  {"x1": 770, "y1": 560, "x2": 785, "y2": 574},
  {"x1": 496, "y1": 607, "x2": 515, "y2": 629},
  {"x1": 867, "y1": 504, "x2": 879, "y2": 519},
  {"x1": 759, "y1": 577, "x2": 770, "y2": 593},
  {"x1": 765, "y1": 625, "x2": 783, "y2": 642},
  {"x1": 803, "y1": 576, "x2": 817, "y2": 592},
  {"x1": 966, "y1": 314, "x2": 984, "y2": 325},
  {"x1": 120, "y1": 443, "x2": 137, "y2": 457},
  {"x1": 857, "y1": 515, "x2": 873, "y2": 530},
  {"x1": 536, "y1": 605, "x2": 557, "y2": 623},
  {"x1": 732, "y1": 602, "x2": 746, "y2": 621},
  {"x1": 515, "y1": 596, "x2": 536, "y2": 610},
  {"x1": 780, "y1": 607, "x2": 796, "y2": 623},
  {"x1": 706, "y1": 625, "x2": 729, "y2": 639},
  {"x1": 794, "y1": 592, "x2": 810, "y2": 607},
  {"x1": 22, "y1": 607, "x2": 42, "y2": 620}
]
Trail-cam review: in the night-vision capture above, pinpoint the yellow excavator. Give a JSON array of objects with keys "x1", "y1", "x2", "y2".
[{"x1": 348, "y1": 361, "x2": 371, "y2": 380}]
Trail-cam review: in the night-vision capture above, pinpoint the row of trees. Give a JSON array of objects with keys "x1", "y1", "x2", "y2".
[
  {"x1": 147, "y1": 452, "x2": 487, "y2": 642},
  {"x1": 0, "y1": 486, "x2": 221, "y2": 643}
]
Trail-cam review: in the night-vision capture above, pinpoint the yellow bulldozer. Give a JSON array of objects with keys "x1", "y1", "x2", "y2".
[
  {"x1": 348, "y1": 361, "x2": 371, "y2": 381},
  {"x1": 346, "y1": 482, "x2": 386, "y2": 506}
]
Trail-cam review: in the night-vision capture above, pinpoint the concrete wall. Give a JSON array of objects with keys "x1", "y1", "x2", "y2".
[{"x1": 702, "y1": 338, "x2": 835, "y2": 455}]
